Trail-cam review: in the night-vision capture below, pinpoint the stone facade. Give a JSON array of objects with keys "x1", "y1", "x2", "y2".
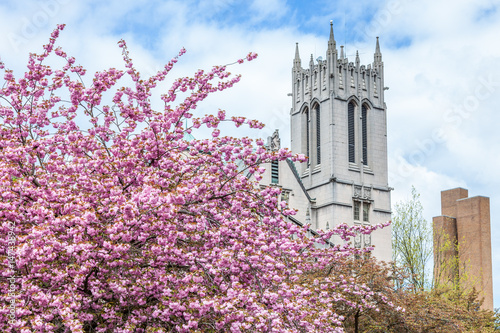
[
  {"x1": 433, "y1": 188, "x2": 493, "y2": 311},
  {"x1": 259, "y1": 22, "x2": 392, "y2": 263}
]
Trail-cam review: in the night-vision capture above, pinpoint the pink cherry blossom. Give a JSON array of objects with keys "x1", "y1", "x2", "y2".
[{"x1": 0, "y1": 25, "x2": 392, "y2": 332}]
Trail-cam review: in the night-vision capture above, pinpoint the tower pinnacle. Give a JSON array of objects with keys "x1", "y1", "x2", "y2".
[
  {"x1": 374, "y1": 37, "x2": 382, "y2": 64},
  {"x1": 328, "y1": 20, "x2": 336, "y2": 53},
  {"x1": 294, "y1": 42, "x2": 301, "y2": 69}
]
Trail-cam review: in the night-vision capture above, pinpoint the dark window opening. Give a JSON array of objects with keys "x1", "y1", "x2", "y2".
[
  {"x1": 271, "y1": 160, "x2": 279, "y2": 184},
  {"x1": 305, "y1": 108, "x2": 310, "y2": 165},
  {"x1": 315, "y1": 104, "x2": 321, "y2": 165},
  {"x1": 348, "y1": 102, "x2": 355, "y2": 163},
  {"x1": 362, "y1": 105, "x2": 368, "y2": 166}
]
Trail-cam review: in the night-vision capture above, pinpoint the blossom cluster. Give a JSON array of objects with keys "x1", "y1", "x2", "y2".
[{"x1": 0, "y1": 25, "x2": 391, "y2": 332}]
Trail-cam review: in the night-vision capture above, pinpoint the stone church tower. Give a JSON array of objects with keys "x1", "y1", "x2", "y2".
[{"x1": 288, "y1": 22, "x2": 392, "y2": 261}]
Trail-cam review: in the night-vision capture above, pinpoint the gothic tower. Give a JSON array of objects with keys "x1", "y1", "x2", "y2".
[{"x1": 290, "y1": 22, "x2": 392, "y2": 261}]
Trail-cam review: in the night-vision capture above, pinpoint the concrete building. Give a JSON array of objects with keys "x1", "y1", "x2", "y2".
[
  {"x1": 259, "y1": 22, "x2": 392, "y2": 262},
  {"x1": 433, "y1": 188, "x2": 493, "y2": 310}
]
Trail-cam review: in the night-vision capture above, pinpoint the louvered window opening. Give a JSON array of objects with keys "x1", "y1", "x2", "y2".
[
  {"x1": 305, "y1": 109, "x2": 310, "y2": 165},
  {"x1": 316, "y1": 105, "x2": 321, "y2": 165},
  {"x1": 362, "y1": 105, "x2": 368, "y2": 166},
  {"x1": 348, "y1": 102, "x2": 355, "y2": 163},
  {"x1": 271, "y1": 160, "x2": 279, "y2": 184}
]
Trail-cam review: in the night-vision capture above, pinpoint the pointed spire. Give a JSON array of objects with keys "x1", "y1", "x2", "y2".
[
  {"x1": 355, "y1": 50, "x2": 360, "y2": 67},
  {"x1": 294, "y1": 42, "x2": 301, "y2": 69},
  {"x1": 328, "y1": 20, "x2": 336, "y2": 53},
  {"x1": 310, "y1": 54, "x2": 314, "y2": 67},
  {"x1": 374, "y1": 37, "x2": 382, "y2": 64},
  {"x1": 340, "y1": 45, "x2": 344, "y2": 60}
]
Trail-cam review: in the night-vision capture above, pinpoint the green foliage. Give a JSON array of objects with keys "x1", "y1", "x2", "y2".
[
  {"x1": 494, "y1": 308, "x2": 500, "y2": 331},
  {"x1": 337, "y1": 255, "x2": 497, "y2": 333},
  {"x1": 392, "y1": 186, "x2": 433, "y2": 290}
]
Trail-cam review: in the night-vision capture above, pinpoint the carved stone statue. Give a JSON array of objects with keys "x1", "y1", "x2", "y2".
[{"x1": 270, "y1": 129, "x2": 280, "y2": 151}]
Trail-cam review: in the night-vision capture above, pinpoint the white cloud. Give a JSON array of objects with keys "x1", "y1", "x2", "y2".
[{"x1": 249, "y1": 0, "x2": 288, "y2": 21}]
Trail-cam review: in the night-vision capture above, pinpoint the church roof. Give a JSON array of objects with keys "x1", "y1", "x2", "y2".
[{"x1": 285, "y1": 158, "x2": 313, "y2": 202}]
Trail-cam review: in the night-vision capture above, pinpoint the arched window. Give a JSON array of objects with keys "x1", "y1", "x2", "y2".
[
  {"x1": 315, "y1": 104, "x2": 321, "y2": 165},
  {"x1": 348, "y1": 102, "x2": 355, "y2": 163},
  {"x1": 362, "y1": 104, "x2": 368, "y2": 165},
  {"x1": 304, "y1": 107, "x2": 310, "y2": 164}
]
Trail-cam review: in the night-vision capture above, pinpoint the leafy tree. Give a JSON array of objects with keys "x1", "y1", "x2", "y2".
[
  {"x1": 392, "y1": 186, "x2": 432, "y2": 290},
  {"x1": 494, "y1": 308, "x2": 500, "y2": 331},
  {"x1": 329, "y1": 255, "x2": 497, "y2": 332},
  {"x1": 0, "y1": 25, "x2": 390, "y2": 333},
  {"x1": 433, "y1": 217, "x2": 487, "y2": 307}
]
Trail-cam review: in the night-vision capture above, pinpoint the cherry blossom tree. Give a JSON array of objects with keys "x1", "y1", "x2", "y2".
[{"x1": 0, "y1": 25, "x2": 389, "y2": 333}]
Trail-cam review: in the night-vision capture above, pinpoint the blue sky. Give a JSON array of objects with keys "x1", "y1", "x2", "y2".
[{"x1": 1, "y1": 0, "x2": 500, "y2": 307}]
